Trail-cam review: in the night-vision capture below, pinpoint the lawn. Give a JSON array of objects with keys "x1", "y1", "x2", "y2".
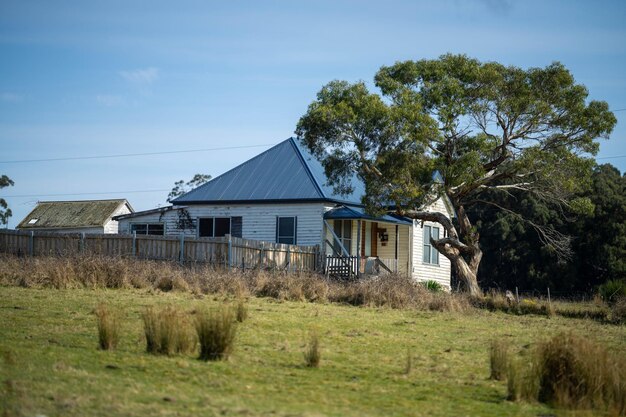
[{"x1": 1, "y1": 286, "x2": 624, "y2": 417}]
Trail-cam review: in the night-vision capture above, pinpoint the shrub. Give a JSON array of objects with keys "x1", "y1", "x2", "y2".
[
  {"x1": 94, "y1": 303, "x2": 120, "y2": 350},
  {"x1": 142, "y1": 306, "x2": 194, "y2": 355},
  {"x1": 423, "y1": 280, "x2": 443, "y2": 293},
  {"x1": 599, "y1": 279, "x2": 626, "y2": 305},
  {"x1": 195, "y1": 306, "x2": 237, "y2": 361},
  {"x1": 303, "y1": 333, "x2": 321, "y2": 368},
  {"x1": 507, "y1": 333, "x2": 626, "y2": 414},
  {"x1": 489, "y1": 339, "x2": 509, "y2": 381}
]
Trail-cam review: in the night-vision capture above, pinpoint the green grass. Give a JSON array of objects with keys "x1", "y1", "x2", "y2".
[{"x1": 1, "y1": 286, "x2": 624, "y2": 417}]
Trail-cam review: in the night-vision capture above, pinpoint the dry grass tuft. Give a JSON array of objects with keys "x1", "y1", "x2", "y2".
[
  {"x1": 195, "y1": 306, "x2": 237, "y2": 361},
  {"x1": 489, "y1": 339, "x2": 510, "y2": 381},
  {"x1": 94, "y1": 303, "x2": 120, "y2": 350},
  {"x1": 142, "y1": 305, "x2": 195, "y2": 355},
  {"x1": 235, "y1": 299, "x2": 248, "y2": 323},
  {"x1": 507, "y1": 333, "x2": 626, "y2": 414},
  {"x1": 303, "y1": 333, "x2": 321, "y2": 368}
]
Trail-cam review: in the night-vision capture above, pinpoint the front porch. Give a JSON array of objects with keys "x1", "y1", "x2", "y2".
[{"x1": 322, "y1": 206, "x2": 412, "y2": 279}]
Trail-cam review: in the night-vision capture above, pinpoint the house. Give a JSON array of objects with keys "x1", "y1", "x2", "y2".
[
  {"x1": 115, "y1": 138, "x2": 452, "y2": 287},
  {"x1": 17, "y1": 199, "x2": 133, "y2": 234}
]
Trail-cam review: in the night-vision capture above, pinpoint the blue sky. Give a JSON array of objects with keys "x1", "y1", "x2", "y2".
[{"x1": 1, "y1": 0, "x2": 625, "y2": 228}]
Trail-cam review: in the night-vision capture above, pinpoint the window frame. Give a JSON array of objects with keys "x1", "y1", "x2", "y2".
[
  {"x1": 422, "y1": 225, "x2": 440, "y2": 265},
  {"x1": 130, "y1": 222, "x2": 165, "y2": 236},
  {"x1": 276, "y1": 216, "x2": 297, "y2": 245},
  {"x1": 198, "y1": 217, "x2": 232, "y2": 238}
]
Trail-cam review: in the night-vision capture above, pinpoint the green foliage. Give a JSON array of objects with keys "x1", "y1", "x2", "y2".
[
  {"x1": 167, "y1": 173, "x2": 211, "y2": 203},
  {"x1": 297, "y1": 54, "x2": 616, "y2": 292},
  {"x1": 599, "y1": 280, "x2": 626, "y2": 305},
  {"x1": 473, "y1": 163, "x2": 626, "y2": 293},
  {"x1": 0, "y1": 174, "x2": 14, "y2": 225},
  {"x1": 423, "y1": 280, "x2": 443, "y2": 292}
]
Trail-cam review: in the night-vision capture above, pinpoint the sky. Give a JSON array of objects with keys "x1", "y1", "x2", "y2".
[{"x1": 1, "y1": 0, "x2": 625, "y2": 228}]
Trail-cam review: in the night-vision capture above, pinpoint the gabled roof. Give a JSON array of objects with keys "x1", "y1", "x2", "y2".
[
  {"x1": 17, "y1": 199, "x2": 132, "y2": 230},
  {"x1": 172, "y1": 137, "x2": 365, "y2": 206}
]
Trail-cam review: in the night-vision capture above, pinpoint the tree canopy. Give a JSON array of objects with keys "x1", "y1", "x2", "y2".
[
  {"x1": 0, "y1": 175, "x2": 14, "y2": 226},
  {"x1": 167, "y1": 174, "x2": 211, "y2": 203},
  {"x1": 296, "y1": 54, "x2": 616, "y2": 296}
]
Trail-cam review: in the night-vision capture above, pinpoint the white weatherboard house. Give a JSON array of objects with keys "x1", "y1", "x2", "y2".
[{"x1": 115, "y1": 138, "x2": 452, "y2": 287}]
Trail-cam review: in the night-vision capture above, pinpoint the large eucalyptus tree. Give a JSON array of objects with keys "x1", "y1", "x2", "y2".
[{"x1": 296, "y1": 54, "x2": 616, "y2": 296}]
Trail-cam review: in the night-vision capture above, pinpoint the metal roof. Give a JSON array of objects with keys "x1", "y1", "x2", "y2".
[
  {"x1": 172, "y1": 137, "x2": 365, "y2": 205},
  {"x1": 17, "y1": 199, "x2": 132, "y2": 229},
  {"x1": 323, "y1": 205, "x2": 413, "y2": 225}
]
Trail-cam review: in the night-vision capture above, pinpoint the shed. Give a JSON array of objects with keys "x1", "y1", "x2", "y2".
[{"x1": 16, "y1": 199, "x2": 133, "y2": 234}]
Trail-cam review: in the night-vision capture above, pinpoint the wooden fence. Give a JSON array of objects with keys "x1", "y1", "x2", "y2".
[{"x1": 0, "y1": 229, "x2": 319, "y2": 272}]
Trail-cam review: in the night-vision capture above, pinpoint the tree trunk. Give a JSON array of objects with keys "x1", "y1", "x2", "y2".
[{"x1": 448, "y1": 251, "x2": 482, "y2": 297}]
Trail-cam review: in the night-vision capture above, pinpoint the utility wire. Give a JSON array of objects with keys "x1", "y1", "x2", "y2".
[
  {"x1": 0, "y1": 143, "x2": 277, "y2": 164},
  {"x1": 3, "y1": 189, "x2": 170, "y2": 198}
]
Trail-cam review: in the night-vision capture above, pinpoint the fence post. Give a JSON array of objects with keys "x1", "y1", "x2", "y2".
[
  {"x1": 179, "y1": 234, "x2": 185, "y2": 264},
  {"x1": 29, "y1": 231, "x2": 34, "y2": 256},
  {"x1": 227, "y1": 234, "x2": 232, "y2": 271},
  {"x1": 259, "y1": 242, "x2": 264, "y2": 269},
  {"x1": 286, "y1": 245, "x2": 291, "y2": 272},
  {"x1": 132, "y1": 231, "x2": 137, "y2": 258},
  {"x1": 80, "y1": 232, "x2": 85, "y2": 254}
]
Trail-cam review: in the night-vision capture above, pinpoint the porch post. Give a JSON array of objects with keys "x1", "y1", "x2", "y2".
[{"x1": 356, "y1": 219, "x2": 361, "y2": 277}]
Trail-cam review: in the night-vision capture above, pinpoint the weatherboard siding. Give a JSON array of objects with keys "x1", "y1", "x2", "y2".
[
  {"x1": 103, "y1": 203, "x2": 133, "y2": 234},
  {"x1": 411, "y1": 198, "x2": 452, "y2": 288},
  {"x1": 118, "y1": 203, "x2": 328, "y2": 247}
]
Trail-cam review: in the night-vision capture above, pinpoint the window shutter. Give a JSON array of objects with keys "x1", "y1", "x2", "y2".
[{"x1": 275, "y1": 216, "x2": 279, "y2": 243}]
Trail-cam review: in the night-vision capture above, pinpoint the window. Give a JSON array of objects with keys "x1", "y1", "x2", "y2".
[
  {"x1": 333, "y1": 219, "x2": 352, "y2": 255},
  {"x1": 199, "y1": 217, "x2": 242, "y2": 238},
  {"x1": 276, "y1": 216, "x2": 297, "y2": 244},
  {"x1": 131, "y1": 223, "x2": 164, "y2": 235},
  {"x1": 422, "y1": 225, "x2": 440, "y2": 265}
]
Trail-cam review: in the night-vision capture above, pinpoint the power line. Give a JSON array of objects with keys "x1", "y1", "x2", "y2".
[
  {"x1": 597, "y1": 155, "x2": 626, "y2": 160},
  {"x1": 3, "y1": 189, "x2": 170, "y2": 198},
  {"x1": 0, "y1": 143, "x2": 277, "y2": 164}
]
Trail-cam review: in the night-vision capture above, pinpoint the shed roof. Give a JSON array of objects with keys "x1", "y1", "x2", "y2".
[
  {"x1": 172, "y1": 137, "x2": 365, "y2": 206},
  {"x1": 17, "y1": 199, "x2": 132, "y2": 230}
]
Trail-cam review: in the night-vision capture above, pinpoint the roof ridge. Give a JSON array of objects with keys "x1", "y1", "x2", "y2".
[
  {"x1": 288, "y1": 137, "x2": 326, "y2": 200},
  {"x1": 172, "y1": 140, "x2": 288, "y2": 203}
]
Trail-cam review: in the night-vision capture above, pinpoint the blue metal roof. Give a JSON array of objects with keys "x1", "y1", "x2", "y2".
[
  {"x1": 323, "y1": 205, "x2": 413, "y2": 225},
  {"x1": 172, "y1": 138, "x2": 365, "y2": 205}
]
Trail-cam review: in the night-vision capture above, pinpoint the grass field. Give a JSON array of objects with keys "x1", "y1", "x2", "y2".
[{"x1": 1, "y1": 286, "x2": 624, "y2": 417}]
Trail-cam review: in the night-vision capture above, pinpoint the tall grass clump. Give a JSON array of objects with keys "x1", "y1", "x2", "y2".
[
  {"x1": 303, "y1": 333, "x2": 321, "y2": 368},
  {"x1": 94, "y1": 303, "x2": 120, "y2": 350},
  {"x1": 235, "y1": 299, "x2": 248, "y2": 322},
  {"x1": 489, "y1": 339, "x2": 510, "y2": 381},
  {"x1": 195, "y1": 306, "x2": 237, "y2": 361},
  {"x1": 508, "y1": 333, "x2": 626, "y2": 414},
  {"x1": 142, "y1": 306, "x2": 195, "y2": 355}
]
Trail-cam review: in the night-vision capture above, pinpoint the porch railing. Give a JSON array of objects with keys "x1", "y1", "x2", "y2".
[{"x1": 324, "y1": 255, "x2": 400, "y2": 279}]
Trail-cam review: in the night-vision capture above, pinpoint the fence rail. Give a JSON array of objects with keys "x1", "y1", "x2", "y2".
[{"x1": 0, "y1": 229, "x2": 319, "y2": 272}]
